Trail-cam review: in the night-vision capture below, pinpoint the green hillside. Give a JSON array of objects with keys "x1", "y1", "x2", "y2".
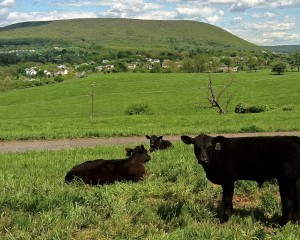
[
  {"x1": 0, "y1": 18, "x2": 261, "y2": 52},
  {"x1": 263, "y1": 45, "x2": 300, "y2": 53}
]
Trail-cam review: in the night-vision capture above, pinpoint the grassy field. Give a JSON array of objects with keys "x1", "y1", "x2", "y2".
[
  {"x1": 1, "y1": 70, "x2": 300, "y2": 239},
  {"x1": 0, "y1": 70, "x2": 299, "y2": 141},
  {"x1": 1, "y1": 143, "x2": 300, "y2": 239}
]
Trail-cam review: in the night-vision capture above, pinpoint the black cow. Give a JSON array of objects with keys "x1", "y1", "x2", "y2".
[
  {"x1": 146, "y1": 135, "x2": 173, "y2": 152},
  {"x1": 65, "y1": 145, "x2": 151, "y2": 185},
  {"x1": 125, "y1": 146, "x2": 142, "y2": 157},
  {"x1": 181, "y1": 134, "x2": 300, "y2": 225}
]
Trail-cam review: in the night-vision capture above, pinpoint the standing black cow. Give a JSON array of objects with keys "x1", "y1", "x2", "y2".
[
  {"x1": 146, "y1": 135, "x2": 173, "y2": 152},
  {"x1": 65, "y1": 145, "x2": 151, "y2": 185},
  {"x1": 181, "y1": 134, "x2": 300, "y2": 225}
]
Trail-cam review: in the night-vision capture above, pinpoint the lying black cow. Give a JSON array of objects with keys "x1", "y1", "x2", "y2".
[
  {"x1": 181, "y1": 134, "x2": 300, "y2": 225},
  {"x1": 146, "y1": 135, "x2": 173, "y2": 152},
  {"x1": 65, "y1": 145, "x2": 151, "y2": 185},
  {"x1": 125, "y1": 146, "x2": 142, "y2": 157}
]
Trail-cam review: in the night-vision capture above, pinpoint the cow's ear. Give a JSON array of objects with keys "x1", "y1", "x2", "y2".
[
  {"x1": 212, "y1": 136, "x2": 225, "y2": 151},
  {"x1": 146, "y1": 135, "x2": 150, "y2": 139},
  {"x1": 159, "y1": 136, "x2": 163, "y2": 140},
  {"x1": 181, "y1": 135, "x2": 194, "y2": 145},
  {"x1": 140, "y1": 145, "x2": 145, "y2": 150},
  {"x1": 125, "y1": 147, "x2": 132, "y2": 154}
]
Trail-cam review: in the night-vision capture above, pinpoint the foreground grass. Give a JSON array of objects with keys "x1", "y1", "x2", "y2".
[
  {"x1": 0, "y1": 71, "x2": 299, "y2": 140},
  {"x1": 0, "y1": 143, "x2": 300, "y2": 239}
]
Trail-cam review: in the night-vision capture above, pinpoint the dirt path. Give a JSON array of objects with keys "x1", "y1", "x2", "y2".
[{"x1": 1, "y1": 131, "x2": 300, "y2": 153}]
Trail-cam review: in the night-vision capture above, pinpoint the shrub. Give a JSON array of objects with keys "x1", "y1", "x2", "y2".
[
  {"x1": 125, "y1": 102, "x2": 155, "y2": 115},
  {"x1": 235, "y1": 102, "x2": 267, "y2": 114},
  {"x1": 54, "y1": 75, "x2": 64, "y2": 83},
  {"x1": 239, "y1": 125, "x2": 262, "y2": 133},
  {"x1": 282, "y1": 105, "x2": 295, "y2": 111}
]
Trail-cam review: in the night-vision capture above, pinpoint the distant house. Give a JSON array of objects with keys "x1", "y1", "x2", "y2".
[
  {"x1": 55, "y1": 69, "x2": 69, "y2": 76},
  {"x1": 95, "y1": 66, "x2": 103, "y2": 71},
  {"x1": 218, "y1": 65, "x2": 238, "y2": 72},
  {"x1": 162, "y1": 60, "x2": 182, "y2": 69},
  {"x1": 127, "y1": 63, "x2": 137, "y2": 70},
  {"x1": 44, "y1": 70, "x2": 52, "y2": 78},
  {"x1": 104, "y1": 65, "x2": 114, "y2": 70},
  {"x1": 55, "y1": 65, "x2": 69, "y2": 76},
  {"x1": 146, "y1": 58, "x2": 160, "y2": 64},
  {"x1": 57, "y1": 64, "x2": 67, "y2": 70},
  {"x1": 162, "y1": 60, "x2": 171, "y2": 69},
  {"x1": 25, "y1": 67, "x2": 37, "y2": 76},
  {"x1": 144, "y1": 63, "x2": 152, "y2": 70}
]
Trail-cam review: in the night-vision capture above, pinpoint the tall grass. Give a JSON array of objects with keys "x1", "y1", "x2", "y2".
[
  {"x1": 0, "y1": 71, "x2": 299, "y2": 140},
  {"x1": 0, "y1": 143, "x2": 299, "y2": 239}
]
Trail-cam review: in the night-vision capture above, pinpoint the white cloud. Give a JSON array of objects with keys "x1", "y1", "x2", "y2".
[
  {"x1": 271, "y1": 0, "x2": 300, "y2": 8},
  {"x1": 246, "y1": 21, "x2": 295, "y2": 31},
  {"x1": 229, "y1": 0, "x2": 300, "y2": 12},
  {"x1": 230, "y1": 2, "x2": 254, "y2": 12},
  {"x1": 0, "y1": 7, "x2": 8, "y2": 15},
  {"x1": 52, "y1": 0, "x2": 104, "y2": 7},
  {"x1": 231, "y1": 16, "x2": 242, "y2": 24},
  {"x1": 97, "y1": 1, "x2": 162, "y2": 19},
  {"x1": 176, "y1": 6, "x2": 215, "y2": 18},
  {"x1": 261, "y1": 31, "x2": 300, "y2": 44},
  {"x1": 238, "y1": 18, "x2": 298, "y2": 44},
  {"x1": 0, "y1": 0, "x2": 15, "y2": 7},
  {"x1": 3, "y1": 11, "x2": 98, "y2": 26},
  {"x1": 132, "y1": 11, "x2": 178, "y2": 20},
  {"x1": 206, "y1": 10, "x2": 224, "y2": 24},
  {"x1": 252, "y1": 12, "x2": 275, "y2": 18}
]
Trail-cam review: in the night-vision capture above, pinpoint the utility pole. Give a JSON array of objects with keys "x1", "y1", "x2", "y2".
[{"x1": 91, "y1": 81, "x2": 95, "y2": 119}]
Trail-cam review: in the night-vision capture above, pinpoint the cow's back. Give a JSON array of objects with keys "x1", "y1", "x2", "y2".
[
  {"x1": 65, "y1": 159, "x2": 126, "y2": 184},
  {"x1": 225, "y1": 136, "x2": 300, "y2": 181},
  {"x1": 161, "y1": 140, "x2": 173, "y2": 149}
]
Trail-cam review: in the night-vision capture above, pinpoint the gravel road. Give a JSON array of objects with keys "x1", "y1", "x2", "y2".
[{"x1": 1, "y1": 131, "x2": 300, "y2": 153}]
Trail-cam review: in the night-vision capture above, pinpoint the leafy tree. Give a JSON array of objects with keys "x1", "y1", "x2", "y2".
[
  {"x1": 220, "y1": 57, "x2": 233, "y2": 67},
  {"x1": 150, "y1": 63, "x2": 163, "y2": 73},
  {"x1": 54, "y1": 75, "x2": 64, "y2": 83},
  {"x1": 36, "y1": 69, "x2": 46, "y2": 78},
  {"x1": 182, "y1": 58, "x2": 194, "y2": 73},
  {"x1": 291, "y1": 51, "x2": 300, "y2": 72},
  {"x1": 247, "y1": 56, "x2": 259, "y2": 72},
  {"x1": 209, "y1": 57, "x2": 220, "y2": 72},
  {"x1": 115, "y1": 61, "x2": 128, "y2": 72},
  {"x1": 271, "y1": 61, "x2": 287, "y2": 75},
  {"x1": 194, "y1": 54, "x2": 210, "y2": 72}
]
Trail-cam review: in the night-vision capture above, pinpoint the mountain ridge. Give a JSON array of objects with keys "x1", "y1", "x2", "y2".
[{"x1": 0, "y1": 18, "x2": 261, "y2": 52}]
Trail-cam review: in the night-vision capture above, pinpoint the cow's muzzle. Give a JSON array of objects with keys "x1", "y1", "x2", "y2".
[{"x1": 199, "y1": 158, "x2": 209, "y2": 165}]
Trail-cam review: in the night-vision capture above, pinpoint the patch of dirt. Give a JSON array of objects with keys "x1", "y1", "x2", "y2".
[{"x1": 0, "y1": 131, "x2": 299, "y2": 153}]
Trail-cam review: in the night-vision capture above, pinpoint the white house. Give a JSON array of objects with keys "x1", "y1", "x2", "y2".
[
  {"x1": 25, "y1": 67, "x2": 37, "y2": 76},
  {"x1": 127, "y1": 63, "x2": 137, "y2": 69}
]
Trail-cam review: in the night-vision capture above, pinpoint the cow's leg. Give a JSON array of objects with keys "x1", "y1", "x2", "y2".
[
  {"x1": 221, "y1": 182, "x2": 234, "y2": 223},
  {"x1": 278, "y1": 179, "x2": 293, "y2": 226},
  {"x1": 293, "y1": 178, "x2": 300, "y2": 223}
]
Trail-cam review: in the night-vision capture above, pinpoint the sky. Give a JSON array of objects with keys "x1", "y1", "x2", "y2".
[{"x1": 0, "y1": 0, "x2": 300, "y2": 46}]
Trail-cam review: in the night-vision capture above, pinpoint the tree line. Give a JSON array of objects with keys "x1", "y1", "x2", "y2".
[{"x1": 1, "y1": 47, "x2": 299, "y2": 74}]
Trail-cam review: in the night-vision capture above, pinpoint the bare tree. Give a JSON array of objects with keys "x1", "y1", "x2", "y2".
[{"x1": 200, "y1": 74, "x2": 235, "y2": 114}]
